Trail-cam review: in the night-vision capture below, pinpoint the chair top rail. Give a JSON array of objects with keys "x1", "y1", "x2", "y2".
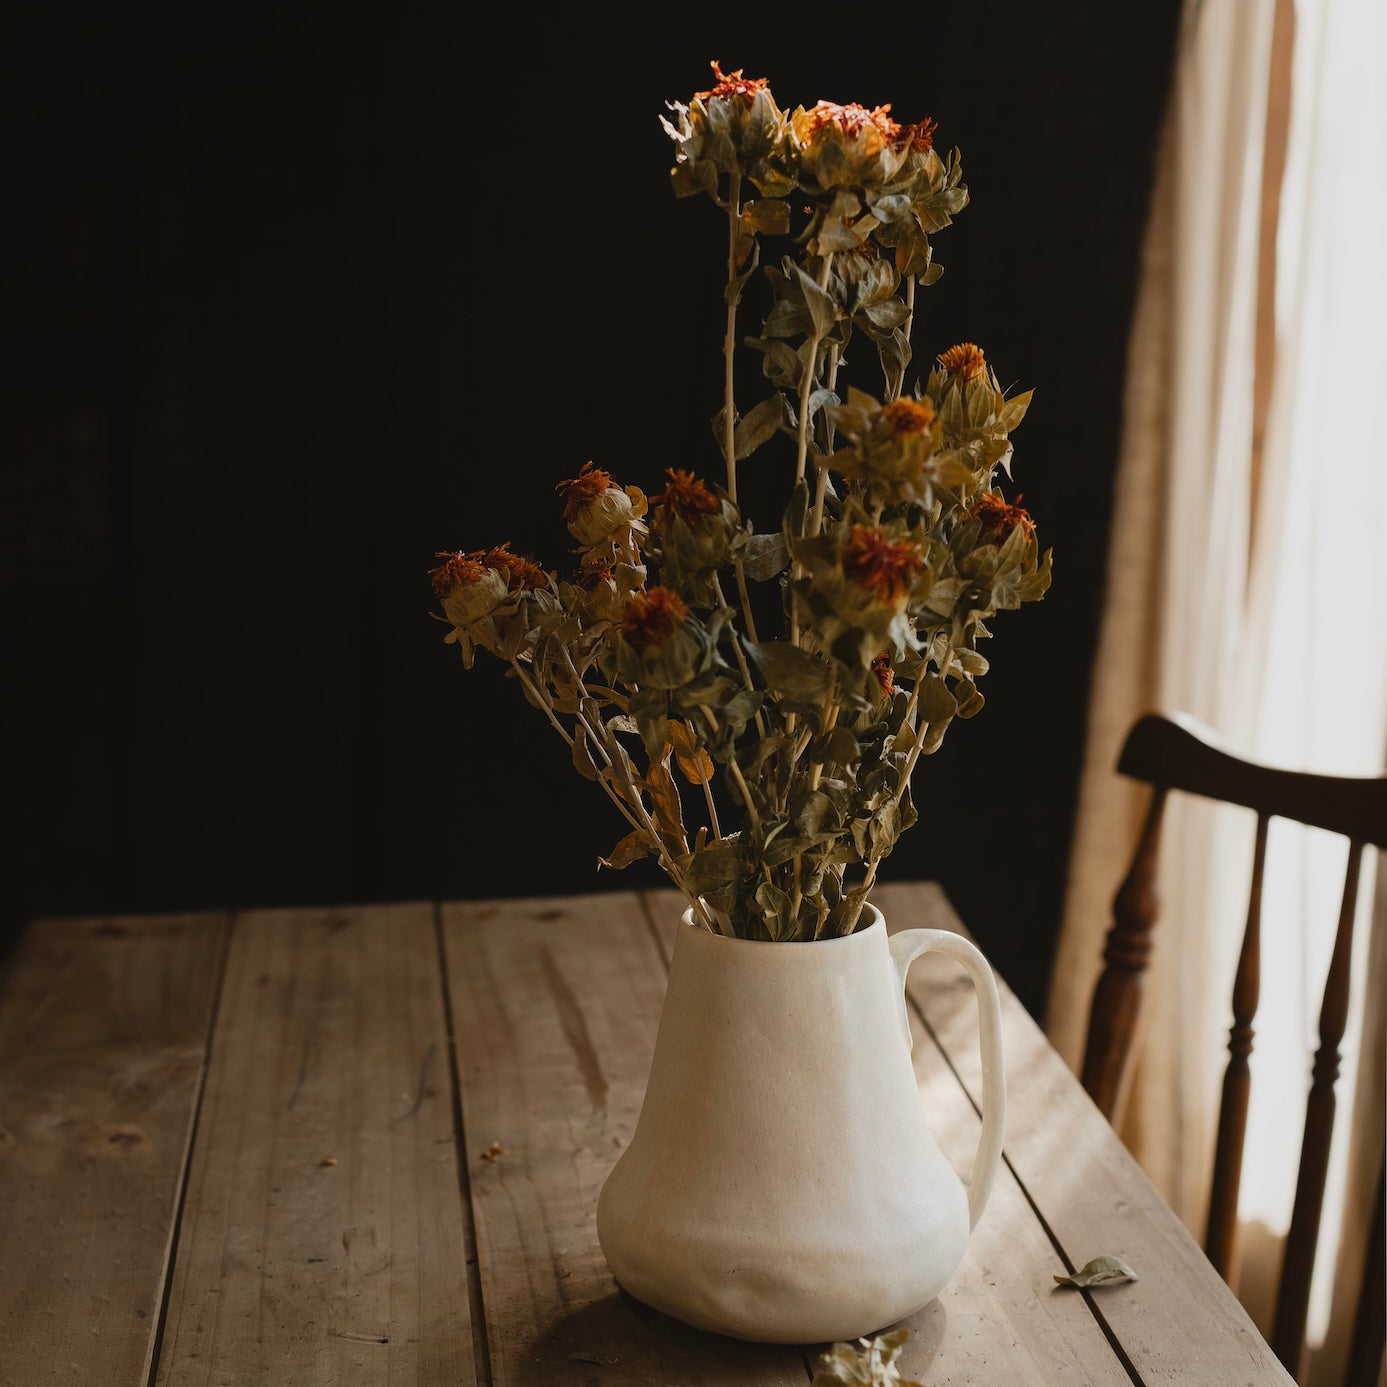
[{"x1": 1118, "y1": 712, "x2": 1387, "y2": 848}]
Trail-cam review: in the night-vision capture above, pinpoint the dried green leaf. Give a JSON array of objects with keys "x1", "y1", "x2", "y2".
[
  {"x1": 1054, "y1": 1254, "x2": 1139, "y2": 1289},
  {"x1": 597, "y1": 830, "x2": 654, "y2": 872},
  {"x1": 644, "y1": 760, "x2": 687, "y2": 853},
  {"x1": 570, "y1": 724, "x2": 600, "y2": 781},
  {"x1": 745, "y1": 531, "x2": 790, "y2": 581},
  {"x1": 746, "y1": 639, "x2": 834, "y2": 703},
  {"x1": 666, "y1": 719, "x2": 715, "y2": 784},
  {"x1": 734, "y1": 394, "x2": 790, "y2": 461}
]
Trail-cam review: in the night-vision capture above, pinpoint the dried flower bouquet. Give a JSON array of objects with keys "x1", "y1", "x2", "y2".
[{"x1": 431, "y1": 62, "x2": 1051, "y2": 941}]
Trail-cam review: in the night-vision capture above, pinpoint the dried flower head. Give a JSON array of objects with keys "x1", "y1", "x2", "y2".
[
  {"x1": 937, "y1": 342, "x2": 987, "y2": 382},
  {"x1": 895, "y1": 117, "x2": 938, "y2": 155},
  {"x1": 430, "y1": 543, "x2": 547, "y2": 597},
  {"x1": 429, "y1": 550, "x2": 487, "y2": 596},
  {"x1": 662, "y1": 60, "x2": 793, "y2": 200},
  {"x1": 966, "y1": 491, "x2": 1036, "y2": 546},
  {"x1": 881, "y1": 397, "x2": 935, "y2": 436},
  {"x1": 694, "y1": 62, "x2": 770, "y2": 107},
  {"x1": 557, "y1": 462, "x2": 649, "y2": 558},
  {"x1": 481, "y1": 542, "x2": 549, "y2": 591},
  {"x1": 870, "y1": 651, "x2": 896, "y2": 699},
  {"x1": 842, "y1": 525, "x2": 925, "y2": 604},
  {"x1": 618, "y1": 586, "x2": 690, "y2": 651},
  {"x1": 790, "y1": 99, "x2": 909, "y2": 192},
  {"x1": 558, "y1": 462, "x2": 615, "y2": 523},
  {"x1": 652, "y1": 468, "x2": 721, "y2": 526}
]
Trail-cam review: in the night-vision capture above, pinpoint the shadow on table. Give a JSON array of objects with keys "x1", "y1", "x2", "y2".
[{"x1": 526, "y1": 1287, "x2": 948, "y2": 1383}]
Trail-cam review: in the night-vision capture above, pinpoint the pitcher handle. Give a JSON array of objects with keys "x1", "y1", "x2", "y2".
[{"x1": 888, "y1": 927, "x2": 1006, "y2": 1229}]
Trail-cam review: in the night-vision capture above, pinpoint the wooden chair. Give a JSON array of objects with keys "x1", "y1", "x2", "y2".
[{"x1": 1079, "y1": 711, "x2": 1387, "y2": 1384}]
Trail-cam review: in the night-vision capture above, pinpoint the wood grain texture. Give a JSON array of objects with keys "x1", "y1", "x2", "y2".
[
  {"x1": 895, "y1": 952, "x2": 1137, "y2": 1384},
  {"x1": 0, "y1": 910, "x2": 228, "y2": 1386},
  {"x1": 872, "y1": 880, "x2": 1296, "y2": 1387},
  {"x1": 443, "y1": 891, "x2": 807, "y2": 1386},
  {"x1": 154, "y1": 902, "x2": 474, "y2": 1387}
]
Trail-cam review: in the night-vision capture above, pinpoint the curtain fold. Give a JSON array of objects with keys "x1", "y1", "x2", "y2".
[{"x1": 1046, "y1": 0, "x2": 1387, "y2": 1380}]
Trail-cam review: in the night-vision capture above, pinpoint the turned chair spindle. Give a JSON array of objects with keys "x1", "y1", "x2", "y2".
[{"x1": 1078, "y1": 711, "x2": 1387, "y2": 1384}]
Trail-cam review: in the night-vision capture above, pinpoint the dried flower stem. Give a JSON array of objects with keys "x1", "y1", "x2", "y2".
[
  {"x1": 711, "y1": 573, "x2": 766, "y2": 740},
  {"x1": 511, "y1": 657, "x2": 711, "y2": 929},
  {"x1": 720, "y1": 176, "x2": 763, "y2": 652}
]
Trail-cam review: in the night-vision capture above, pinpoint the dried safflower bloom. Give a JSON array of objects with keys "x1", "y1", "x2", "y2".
[
  {"x1": 694, "y1": 62, "x2": 770, "y2": 107},
  {"x1": 790, "y1": 99, "x2": 907, "y2": 193},
  {"x1": 429, "y1": 550, "x2": 487, "y2": 596},
  {"x1": 966, "y1": 491, "x2": 1036, "y2": 546},
  {"x1": 894, "y1": 118, "x2": 938, "y2": 156},
  {"x1": 558, "y1": 461, "x2": 649, "y2": 560},
  {"x1": 652, "y1": 468, "x2": 721, "y2": 526},
  {"x1": 842, "y1": 525, "x2": 925, "y2": 605},
  {"x1": 826, "y1": 389, "x2": 955, "y2": 508},
  {"x1": 430, "y1": 543, "x2": 548, "y2": 597},
  {"x1": 618, "y1": 586, "x2": 690, "y2": 651},
  {"x1": 937, "y1": 342, "x2": 988, "y2": 382},
  {"x1": 870, "y1": 651, "x2": 896, "y2": 699},
  {"x1": 480, "y1": 542, "x2": 550, "y2": 591},
  {"x1": 661, "y1": 60, "x2": 794, "y2": 200},
  {"x1": 881, "y1": 397, "x2": 935, "y2": 436},
  {"x1": 558, "y1": 462, "x2": 615, "y2": 522}
]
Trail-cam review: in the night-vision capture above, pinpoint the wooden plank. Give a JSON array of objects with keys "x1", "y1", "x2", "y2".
[
  {"x1": 641, "y1": 888, "x2": 1133, "y2": 1385},
  {"x1": 443, "y1": 891, "x2": 807, "y2": 1386},
  {"x1": 873, "y1": 880, "x2": 1297, "y2": 1386},
  {"x1": 896, "y1": 966, "x2": 1137, "y2": 1384},
  {"x1": 154, "y1": 902, "x2": 474, "y2": 1386},
  {"x1": 0, "y1": 910, "x2": 228, "y2": 1385}
]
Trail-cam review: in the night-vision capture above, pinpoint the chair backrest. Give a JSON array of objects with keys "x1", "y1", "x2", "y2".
[{"x1": 1079, "y1": 711, "x2": 1387, "y2": 1385}]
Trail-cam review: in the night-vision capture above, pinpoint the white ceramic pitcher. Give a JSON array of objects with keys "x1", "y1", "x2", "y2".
[{"x1": 595, "y1": 902, "x2": 1006, "y2": 1344}]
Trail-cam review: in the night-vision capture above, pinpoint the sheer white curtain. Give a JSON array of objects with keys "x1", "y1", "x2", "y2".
[{"x1": 1046, "y1": 0, "x2": 1387, "y2": 1382}]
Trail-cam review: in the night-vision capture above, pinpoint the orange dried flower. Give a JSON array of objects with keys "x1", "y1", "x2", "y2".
[
  {"x1": 429, "y1": 550, "x2": 487, "y2": 596},
  {"x1": 652, "y1": 468, "x2": 720, "y2": 525},
  {"x1": 937, "y1": 342, "x2": 987, "y2": 382},
  {"x1": 482, "y1": 542, "x2": 549, "y2": 591},
  {"x1": 870, "y1": 651, "x2": 896, "y2": 698},
  {"x1": 804, "y1": 100, "x2": 901, "y2": 145},
  {"x1": 880, "y1": 397, "x2": 936, "y2": 436},
  {"x1": 842, "y1": 525, "x2": 925, "y2": 604},
  {"x1": 557, "y1": 462, "x2": 614, "y2": 522},
  {"x1": 573, "y1": 561, "x2": 614, "y2": 590},
  {"x1": 695, "y1": 61, "x2": 770, "y2": 107},
  {"x1": 619, "y1": 586, "x2": 689, "y2": 650},
  {"x1": 966, "y1": 492, "x2": 1036, "y2": 546},
  {"x1": 429, "y1": 543, "x2": 546, "y2": 597},
  {"x1": 896, "y1": 117, "x2": 938, "y2": 154}
]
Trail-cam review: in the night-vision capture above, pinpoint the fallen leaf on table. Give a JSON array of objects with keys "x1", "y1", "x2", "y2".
[
  {"x1": 569, "y1": 1350, "x2": 616, "y2": 1365},
  {"x1": 811, "y1": 1329, "x2": 922, "y2": 1386},
  {"x1": 1054, "y1": 1254, "x2": 1139, "y2": 1288},
  {"x1": 319, "y1": 1155, "x2": 337, "y2": 1167}
]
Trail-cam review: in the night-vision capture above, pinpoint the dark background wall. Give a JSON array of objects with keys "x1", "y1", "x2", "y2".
[{"x1": 2, "y1": 3, "x2": 1182, "y2": 1020}]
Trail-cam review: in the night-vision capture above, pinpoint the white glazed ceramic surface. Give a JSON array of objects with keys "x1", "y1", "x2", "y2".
[{"x1": 595, "y1": 904, "x2": 1006, "y2": 1344}]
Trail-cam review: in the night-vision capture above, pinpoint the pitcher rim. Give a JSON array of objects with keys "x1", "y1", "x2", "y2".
[{"x1": 677, "y1": 901, "x2": 885, "y2": 947}]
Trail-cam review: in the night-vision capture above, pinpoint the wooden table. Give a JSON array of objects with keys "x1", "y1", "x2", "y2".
[{"x1": 0, "y1": 882, "x2": 1296, "y2": 1386}]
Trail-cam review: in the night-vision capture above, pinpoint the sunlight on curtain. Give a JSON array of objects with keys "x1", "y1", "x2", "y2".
[
  {"x1": 1239, "y1": 0, "x2": 1387, "y2": 1361},
  {"x1": 1046, "y1": 0, "x2": 1386, "y2": 1379}
]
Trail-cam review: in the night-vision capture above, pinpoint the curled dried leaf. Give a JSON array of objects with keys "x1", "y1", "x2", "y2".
[
  {"x1": 1054, "y1": 1254, "x2": 1139, "y2": 1288},
  {"x1": 811, "y1": 1328, "x2": 922, "y2": 1386}
]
